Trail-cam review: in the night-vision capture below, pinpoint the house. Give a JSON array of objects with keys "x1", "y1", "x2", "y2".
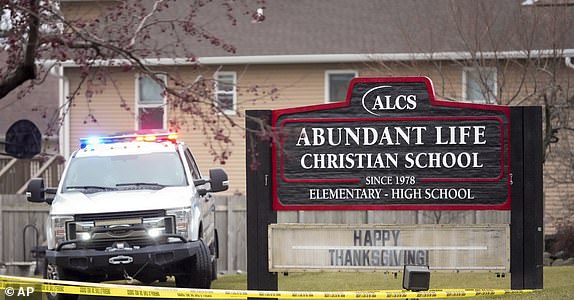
[{"x1": 56, "y1": 0, "x2": 574, "y2": 234}]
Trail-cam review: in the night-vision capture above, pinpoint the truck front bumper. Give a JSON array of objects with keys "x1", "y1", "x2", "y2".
[{"x1": 45, "y1": 240, "x2": 203, "y2": 281}]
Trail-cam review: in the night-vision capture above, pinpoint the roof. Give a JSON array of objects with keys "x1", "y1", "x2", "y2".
[{"x1": 85, "y1": 0, "x2": 574, "y2": 59}]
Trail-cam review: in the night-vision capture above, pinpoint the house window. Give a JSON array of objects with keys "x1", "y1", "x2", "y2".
[
  {"x1": 325, "y1": 70, "x2": 357, "y2": 103},
  {"x1": 215, "y1": 72, "x2": 236, "y2": 114},
  {"x1": 463, "y1": 67, "x2": 497, "y2": 104},
  {"x1": 137, "y1": 75, "x2": 166, "y2": 130}
]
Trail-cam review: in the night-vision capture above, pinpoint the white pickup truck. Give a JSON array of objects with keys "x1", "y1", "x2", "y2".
[{"x1": 27, "y1": 132, "x2": 228, "y2": 300}]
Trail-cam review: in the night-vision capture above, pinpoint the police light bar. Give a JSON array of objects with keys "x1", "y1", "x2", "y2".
[{"x1": 80, "y1": 132, "x2": 178, "y2": 149}]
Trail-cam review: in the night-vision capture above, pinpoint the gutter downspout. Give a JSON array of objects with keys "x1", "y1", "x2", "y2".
[
  {"x1": 61, "y1": 68, "x2": 70, "y2": 159},
  {"x1": 50, "y1": 65, "x2": 70, "y2": 159}
]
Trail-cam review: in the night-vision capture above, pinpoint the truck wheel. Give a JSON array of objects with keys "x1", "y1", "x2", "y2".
[
  {"x1": 43, "y1": 260, "x2": 79, "y2": 300},
  {"x1": 175, "y1": 240, "x2": 212, "y2": 288}
]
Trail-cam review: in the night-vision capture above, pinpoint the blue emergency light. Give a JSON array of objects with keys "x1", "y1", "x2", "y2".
[
  {"x1": 86, "y1": 136, "x2": 102, "y2": 145},
  {"x1": 79, "y1": 132, "x2": 178, "y2": 149}
]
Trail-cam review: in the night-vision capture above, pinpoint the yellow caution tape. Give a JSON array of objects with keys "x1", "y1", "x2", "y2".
[{"x1": 0, "y1": 275, "x2": 534, "y2": 299}]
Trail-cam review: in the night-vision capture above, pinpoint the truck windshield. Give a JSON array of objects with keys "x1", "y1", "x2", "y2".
[{"x1": 62, "y1": 152, "x2": 187, "y2": 192}]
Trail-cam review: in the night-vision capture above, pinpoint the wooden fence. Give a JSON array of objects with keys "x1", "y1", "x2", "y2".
[
  {"x1": 0, "y1": 194, "x2": 509, "y2": 274},
  {"x1": 0, "y1": 194, "x2": 49, "y2": 264},
  {"x1": 0, "y1": 154, "x2": 64, "y2": 194}
]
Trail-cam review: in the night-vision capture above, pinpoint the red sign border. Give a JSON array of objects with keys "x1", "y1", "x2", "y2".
[{"x1": 271, "y1": 76, "x2": 511, "y2": 211}]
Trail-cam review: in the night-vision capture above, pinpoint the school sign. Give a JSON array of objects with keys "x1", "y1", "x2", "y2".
[
  {"x1": 246, "y1": 77, "x2": 543, "y2": 291},
  {"x1": 272, "y1": 77, "x2": 510, "y2": 210}
]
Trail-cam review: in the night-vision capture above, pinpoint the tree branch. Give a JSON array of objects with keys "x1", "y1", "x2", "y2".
[
  {"x1": 129, "y1": 0, "x2": 166, "y2": 48},
  {"x1": 0, "y1": 0, "x2": 40, "y2": 99}
]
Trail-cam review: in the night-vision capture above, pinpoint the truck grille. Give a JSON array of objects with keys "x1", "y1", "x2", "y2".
[
  {"x1": 74, "y1": 209, "x2": 166, "y2": 221},
  {"x1": 68, "y1": 210, "x2": 176, "y2": 250}
]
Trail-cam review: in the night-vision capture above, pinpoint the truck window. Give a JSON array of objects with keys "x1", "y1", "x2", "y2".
[{"x1": 62, "y1": 152, "x2": 187, "y2": 191}]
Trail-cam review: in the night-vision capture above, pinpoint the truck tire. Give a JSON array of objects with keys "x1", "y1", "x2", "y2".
[
  {"x1": 175, "y1": 240, "x2": 212, "y2": 288},
  {"x1": 43, "y1": 259, "x2": 79, "y2": 300}
]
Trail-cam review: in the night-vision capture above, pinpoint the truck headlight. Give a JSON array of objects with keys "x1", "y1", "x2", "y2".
[
  {"x1": 51, "y1": 215, "x2": 74, "y2": 245},
  {"x1": 143, "y1": 217, "x2": 168, "y2": 238},
  {"x1": 69, "y1": 221, "x2": 95, "y2": 240},
  {"x1": 166, "y1": 207, "x2": 191, "y2": 239}
]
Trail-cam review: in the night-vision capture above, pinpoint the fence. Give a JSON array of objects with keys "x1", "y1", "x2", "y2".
[
  {"x1": 0, "y1": 154, "x2": 64, "y2": 194},
  {"x1": 0, "y1": 194, "x2": 510, "y2": 274},
  {"x1": 0, "y1": 194, "x2": 250, "y2": 274}
]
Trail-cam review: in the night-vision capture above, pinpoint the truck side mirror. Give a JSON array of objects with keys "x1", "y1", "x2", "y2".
[
  {"x1": 26, "y1": 178, "x2": 46, "y2": 203},
  {"x1": 208, "y1": 168, "x2": 229, "y2": 193}
]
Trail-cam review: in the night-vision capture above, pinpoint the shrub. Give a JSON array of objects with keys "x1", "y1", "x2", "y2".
[{"x1": 551, "y1": 222, "x2": 574, "y2": 258}]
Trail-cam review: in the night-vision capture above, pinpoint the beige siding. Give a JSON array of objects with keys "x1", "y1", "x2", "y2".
[
  {"x1": 67, "y1": 69, "x2": 137, "y2": 150},
  {"x1": 61, "y1": 1, "x2": 119, "y2": 21},
  {"x1": 360, "y1": 61, "x2": 464, "y2": 100}
]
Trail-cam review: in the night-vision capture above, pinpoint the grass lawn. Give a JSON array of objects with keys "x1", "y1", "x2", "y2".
[{"x1": 211, "y1": 266, "x2": 574, "y2": 299}]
